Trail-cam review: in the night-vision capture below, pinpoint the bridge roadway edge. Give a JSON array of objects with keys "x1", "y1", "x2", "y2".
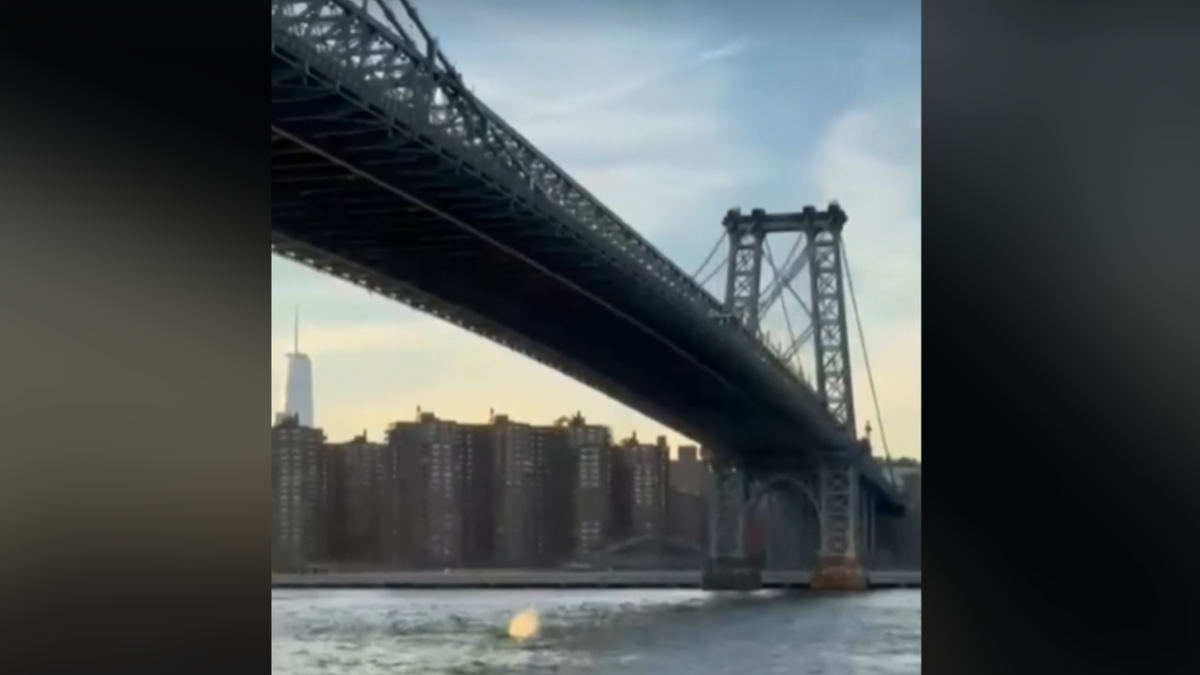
[
  {"x1": 269, "y1": 40, "x2": 793, "y2": 462},
  {"x1": 271, "y1": 570, "x2": 920, "y2": 591},
  {"x1": 270, "y1": 7, "x2": 902, "y2": 506}
]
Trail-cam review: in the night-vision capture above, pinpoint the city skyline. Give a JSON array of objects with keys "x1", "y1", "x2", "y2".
[
  {"x1": 271, "y1": 408, "x2": 922, "y2": 572},
  {"x1": 270, "y1": 3, "x2": 921, "y2": 457},
  {"x1": 271, "y1": 411, "x2": 707, "y2": 571}
]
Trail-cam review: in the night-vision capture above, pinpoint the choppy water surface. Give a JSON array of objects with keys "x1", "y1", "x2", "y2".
[{"x1": 272, "y1": 588, "x2": 920, "y2": 674}]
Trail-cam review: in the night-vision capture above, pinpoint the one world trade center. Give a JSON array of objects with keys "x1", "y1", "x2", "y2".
[{"x1": 276, "y1": 309, "x2": 315, "y2": 427}]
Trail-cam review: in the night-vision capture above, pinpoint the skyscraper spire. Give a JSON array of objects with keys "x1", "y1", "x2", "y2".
[{"x1": 278, "y1": 305, "x2": 315, "y2": 427}]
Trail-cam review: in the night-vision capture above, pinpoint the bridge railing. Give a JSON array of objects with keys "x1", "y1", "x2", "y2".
[{"x1": 271, "y1": 0, "x2": 852, "y2": 445}]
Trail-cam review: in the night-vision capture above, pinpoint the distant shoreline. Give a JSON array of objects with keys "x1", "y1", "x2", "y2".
[{"x1": 271, "y1": 569, "x2": 921, "y2": 590}]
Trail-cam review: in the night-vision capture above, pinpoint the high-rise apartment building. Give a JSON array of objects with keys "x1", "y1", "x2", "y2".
[
  {"x1": 271, "y1": 415, "x2": 328, "y2": 570},
  {"x1": 377, "y1": 425, "x2": 413, "y2": 568},
  {"x1": 277, "y1": 311, "x2": 315, "y2": 427},
  {"x1": 670, "y1": 445, "x2": 706, "y2": 495},
  {"x1": 610, "y1": 440, "x2": 633, "y2": 543},
  {"x1": 460, "y1": 414, "x2": 576, "y2": 569},
  {"x1": 668, "y1": 445, "x2": 708, "y2": 547},
  {"x1": 326, "y1": 433, "x2": 384, "y2": 563},
  {"x1": 562, "y1": 415, "x2": 612, "y2": 560},
  {"x1": 534, "y1": 423, "x2": 572, "y2": 566},
  {"x1": 459, "y1": 422, "x2": 497, "y2": 568},
  {"x1": 627, "y1": 436, "x2": 671, "y2": 539},
  {"x1": 386, "y1": 412, "x2": 464, "y2": 569},
  {"x1": 487, "y1": 414, "x2": 543, "y2": 568},
  {"x1": 352, "y1": 410, "x2": 584, "y2": 571}
]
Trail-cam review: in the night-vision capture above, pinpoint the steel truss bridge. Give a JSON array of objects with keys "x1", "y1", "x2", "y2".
[{"x1": 271, "y1": 0, "x2": 912, "y2": 590}]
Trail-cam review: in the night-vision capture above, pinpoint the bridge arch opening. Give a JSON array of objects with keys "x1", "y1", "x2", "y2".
[
  {"x1": 587, "y1": 535, "x2": 703, "y2": 570},
  {"x1": 740, "y1": 475, "x2": 822, "y2": 570}
]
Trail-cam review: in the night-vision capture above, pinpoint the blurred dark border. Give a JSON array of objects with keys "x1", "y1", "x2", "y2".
[
  {"x1": 926, "y1": 0, "x2": 1200, "y2": 673},
  {"x1": 0, "y1": 0, "x2": 261, "y2": 669}
]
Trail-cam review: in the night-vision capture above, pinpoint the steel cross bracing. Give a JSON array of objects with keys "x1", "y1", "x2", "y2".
[
  {"x1": 269, "y1": 0, "x2": 828, "y2": 420},
  {"x1": 723, "y1": 224, "x2": 767, "y2": 333},
  {"x1": 808, "y1": 229, "x2": 856, "y2": 432}
]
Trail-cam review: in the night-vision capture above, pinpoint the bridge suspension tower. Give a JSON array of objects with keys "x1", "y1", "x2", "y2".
[{"x1": 691, "y1": 203, "x2": 893, "y2": 591}]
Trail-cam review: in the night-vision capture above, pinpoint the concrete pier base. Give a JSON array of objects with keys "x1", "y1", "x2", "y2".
[
  {"x1": 701, "y1": 557, "x2": 762, "y2": 591},
  {"x1": 811, "y1": 556, "x2": 866, "y2": 592}
]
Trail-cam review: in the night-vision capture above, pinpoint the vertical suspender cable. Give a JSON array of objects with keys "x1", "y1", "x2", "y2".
[{"x1": 841, "y1": 241, "x2": 898, "y2": 486}]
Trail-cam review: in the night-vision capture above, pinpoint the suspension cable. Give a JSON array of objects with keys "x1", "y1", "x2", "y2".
[
  {"x1": 692, "y1": 233, "x2": 726, "y2": 280},
  {"x1": 697, "y1": 261, "x2": 726, "y2": 289},
  {"x1": 841, "y1": 241, "x2": 898, "y2": 485},
  {"x1": 764, "y1": 239, "x2": 800, "y2": 364},
  {"x1": 776, "y1": 233, "x2": 806, "y2": 282},
  {"x1": 761, "y1": 233, "x2": 803, "y2": 301}
]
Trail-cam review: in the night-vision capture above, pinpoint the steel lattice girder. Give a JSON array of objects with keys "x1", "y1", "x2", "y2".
[
  {"x1": 808, "y1": 230, "x2": 856, "y2": 432},
  {"x1": 268, "y1": 1, "x2": 830, "y2": 408},
  {"x1": 270, "y1": 2, "x2": 726, "y2": 337},
  {"x1": 271, "y1": 109, "x2": 789, "y2": 452},
  {"x1": 269, "y1": 1, "x2": 900, "y2": 493},
  {"x1": 271, "y1": 230, "x2": 723, "y2": 442}
]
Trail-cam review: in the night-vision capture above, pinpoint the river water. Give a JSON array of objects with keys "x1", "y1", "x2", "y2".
[{"x1": 272, "y1": 588, "x2": 920, "y2": 674}]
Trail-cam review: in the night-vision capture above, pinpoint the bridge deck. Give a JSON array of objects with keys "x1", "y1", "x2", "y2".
[
  {"x1": 270, "y1": 40, "x2": 825, "y2": 461},
  {"x1": 271, "y1": 570, "x2": 921, "y2": 590},
  {"x1": 268, "y1": 1, "x2": 903, "y2": 506}
]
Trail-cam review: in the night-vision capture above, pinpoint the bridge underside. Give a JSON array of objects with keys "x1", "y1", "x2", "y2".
[
  {"x1": 273, "y1": 27, "x2": 906, "y2": 592},
  {"x1": 270, "y1": 47, "x2": 838, "y2": 465}
]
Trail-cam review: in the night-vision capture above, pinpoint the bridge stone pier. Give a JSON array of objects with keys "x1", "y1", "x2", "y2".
[
  {"x1": 702, "y1": 460, "x2": 762, "y2": 590},
  {"x1": 810, "y1": 463, "x2": 867, "y2": 591}
]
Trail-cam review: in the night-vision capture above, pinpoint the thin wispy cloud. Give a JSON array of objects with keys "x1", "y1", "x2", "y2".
[
  {"x1": 521, "y1": 39, "x2": 749, "y2": 123},
  {"x1": 697, "y1": 40, "x2": 748, "y2": 63},
  {"x1": 812, "y1": 94, "x2": 922, "y2": 325}
]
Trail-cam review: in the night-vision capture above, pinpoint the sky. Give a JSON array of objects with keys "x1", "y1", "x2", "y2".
[{"x1": 271, "y1": 0, "x2": 922, "y2": 459}]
